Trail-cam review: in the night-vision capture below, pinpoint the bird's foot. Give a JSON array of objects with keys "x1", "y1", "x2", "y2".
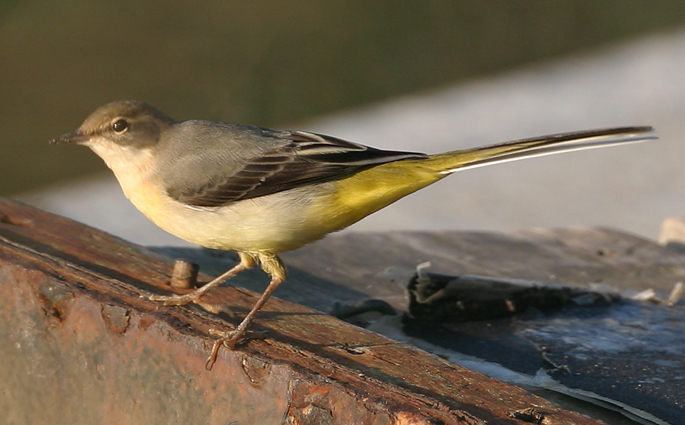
[
  {"x1": 149, "y1": 291, "x2": 199, "y2": 306},
  {"x1": 149, "y1": 261, "x2": 249, "y2": 308},
  {"x1": 148, "y1": 290, "x2": 226, "y2": 315},
  {"x1": 205, "y1": 328, "x2": 267, "y2": 370}
]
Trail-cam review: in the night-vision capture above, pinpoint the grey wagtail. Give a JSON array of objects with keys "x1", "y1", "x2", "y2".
[{"x1": 50, "y1": 100, "x2": 655, "y2": 353}]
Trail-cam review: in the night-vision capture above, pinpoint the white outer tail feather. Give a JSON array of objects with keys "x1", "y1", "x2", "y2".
[{"x1": 440, "y1": 128, "x2": 657, "y2": 175}]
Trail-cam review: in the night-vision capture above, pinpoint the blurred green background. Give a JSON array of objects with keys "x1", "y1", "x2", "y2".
[{"x1": 2, "y1": 0, "x2": 685, "y2": 195}]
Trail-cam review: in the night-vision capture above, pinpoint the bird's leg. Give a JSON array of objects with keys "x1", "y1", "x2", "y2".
[
  {"x1": 206, "y1": 253, "x2": 287, "y2": 369},
  {"x1": 149, "y1": 253, "x2": 256, "y2": 306}
]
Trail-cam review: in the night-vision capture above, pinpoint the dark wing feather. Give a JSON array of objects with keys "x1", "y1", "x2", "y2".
[{"x1": 169, "y1": 129, "x2": 426, "y2": 207}]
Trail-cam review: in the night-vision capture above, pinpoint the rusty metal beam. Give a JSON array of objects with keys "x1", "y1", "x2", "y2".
[{"x1": 0, "y1": 197, "x2": 605, "y2": 424}]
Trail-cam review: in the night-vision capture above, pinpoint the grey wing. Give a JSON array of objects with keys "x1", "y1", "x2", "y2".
[{"x1": 166, "y1": 126, "x2": 427, "y2": 208}]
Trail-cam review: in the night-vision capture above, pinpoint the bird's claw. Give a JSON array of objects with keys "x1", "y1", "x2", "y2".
[
  {"x1": 148, "y1": 292, "x2": 223, "y2": 314},
  {"x1": 149, "y1": 292, "x2": 196, "y2": 306},
  {"x1": 205, "y1": 328, "x2": 267, "y2": 370}
]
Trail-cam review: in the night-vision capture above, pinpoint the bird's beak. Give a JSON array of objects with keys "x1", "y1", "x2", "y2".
[{"x1": 49, "y1": 131, "x2": 91, "y2": 145}]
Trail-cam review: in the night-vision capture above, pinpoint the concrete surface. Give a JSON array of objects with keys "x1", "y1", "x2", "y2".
[{"x1": 19, "y1": 27, "x2": 685, "y2": 246}]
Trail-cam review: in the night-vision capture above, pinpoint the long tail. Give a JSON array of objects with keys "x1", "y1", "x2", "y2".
[
  {"x1": 425, "y1": 126, "x2": 656, "y2": 174},
  {"x1": 329, "y1": 126, "x2": 656, "y2": 232}
]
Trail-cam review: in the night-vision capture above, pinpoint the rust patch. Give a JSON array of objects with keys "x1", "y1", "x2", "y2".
[
  {"x1": 36, "y1": 279, "x2": 74, "y2": 322},
  {"x1": 287, "y1": 380, "x2": 395, "y2": 425},
  {"x1": 101, "y1": 304, "x2": 131, "y2": 334},
  {"x1": 241, "y1": 355, "x2": 273, "y2": 386},
  {"x1": 137, "y1": 315, "x2": 155, "y2": 331},
  {"x1": 394, "y1": 411, "x2": 442, "y2": 425},
  {"x1": 288, "y1": 404, "x2": 334, "y2": 425},
  {"x1": 511, "y1": 407, "x2": 546, "y2": 424}
]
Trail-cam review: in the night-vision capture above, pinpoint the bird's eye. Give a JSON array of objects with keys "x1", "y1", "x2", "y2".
[{"x1": 112, "y1": 118, "x2": 129, "y2": 133}]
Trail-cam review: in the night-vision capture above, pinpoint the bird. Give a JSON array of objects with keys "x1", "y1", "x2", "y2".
[{"x1": 50, "y1": 100, "x2": 655, "y2": 357}]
